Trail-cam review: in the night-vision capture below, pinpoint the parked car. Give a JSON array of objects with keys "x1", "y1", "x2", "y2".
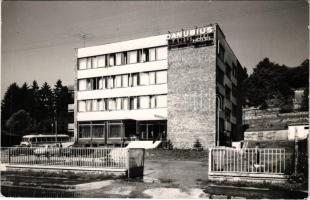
[
  {"x1": 62, "y1": 146, "x2": 94, "y2": 157},
  {"x1": 33, "y1": 144, "x2": 61, "y2": 157}
]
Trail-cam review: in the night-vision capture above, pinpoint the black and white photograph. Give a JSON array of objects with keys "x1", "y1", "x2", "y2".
[{"x1": 0, "y1": 1, "x2": 309, "y2": 199}]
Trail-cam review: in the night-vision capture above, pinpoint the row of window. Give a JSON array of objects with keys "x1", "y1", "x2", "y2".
[
  {"x1": 217, "y1": 64, "x2": 237, "y2": 84},
  {"x1": 79, "y1": 124, "x2": 122, "y2": 138},
  {"x1": 78, "y1": 46, "x2": 167, "y2": 70},
  {"x1": 78, "y1": 94, "x2": 167, "y2": 112},
  {"x1": 78, "y1": 70, "x2": 167, "y2": 91}
]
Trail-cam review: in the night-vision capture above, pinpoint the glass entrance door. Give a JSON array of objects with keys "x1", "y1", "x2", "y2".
[{"x1": 139, "y1": 124, "x2": 154, "y2": 140}]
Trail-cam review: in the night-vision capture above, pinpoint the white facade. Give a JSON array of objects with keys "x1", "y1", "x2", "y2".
[
  {"x1": 288, "y1": 124, "x2": 309, "y2": 140},
  {"x1": 75, "y1": 35, "x2": 169, "y2": 143}
]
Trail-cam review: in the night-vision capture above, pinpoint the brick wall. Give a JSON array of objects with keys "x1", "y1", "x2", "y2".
[{"x1": 167, "y1": 45, "x2": 217, "y2": 149}]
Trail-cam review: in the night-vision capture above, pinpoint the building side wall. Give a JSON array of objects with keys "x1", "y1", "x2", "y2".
[
  {"x1": 216, "y1": 26, "x2": 243, "y2": 143},
  {"x1": 167, "y1": 46, "x2": 217, "y2": 149}
]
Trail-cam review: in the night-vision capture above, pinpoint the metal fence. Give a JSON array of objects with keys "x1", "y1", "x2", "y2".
[
  {"x1": 1, "y1": 147, "x2": 130, "y2": 169},
  {"x1": 209, "y1": 148, "x2": 286, "y2": 174}
]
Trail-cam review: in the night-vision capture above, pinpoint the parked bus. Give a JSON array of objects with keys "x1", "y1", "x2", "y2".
[{"x1": 20, "y1": 134, "x2": 74, "y2": 148}]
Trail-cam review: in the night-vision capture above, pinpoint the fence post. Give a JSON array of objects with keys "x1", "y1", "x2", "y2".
[
  {"x1": 208, "y1": 148, "x2": 211, "y2": 173},
  {"x1": 127, "y1": 148, "x2": 130, "y2": 180},
  {"x1": 294, "y1": 135, "x2": 299, "y2": 176},
  {"x1": 8, "y1": 148, "x2": 11, "y2": 164}
]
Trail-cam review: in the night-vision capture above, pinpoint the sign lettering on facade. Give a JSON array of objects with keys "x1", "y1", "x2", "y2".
[{"x1": 167, "y1": 25, "x2": 215, "y2": 48}]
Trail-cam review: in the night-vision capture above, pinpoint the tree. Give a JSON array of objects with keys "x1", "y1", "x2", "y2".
[
  {"x1": 37, "y1": 82, "x2": 53, "y2": 133},
  {"x1": 244, "y1": 58, "x2": 294, "y2": 108},
  {"x1": 20, "y1": 82, "x2": 32, "y2": 113},
  {"x1": 53, "y1": 80, "x2": 72, "y2": 133},
  {"x1": 6, "y1": 110, "x2": 33, "y2": 136},
  {"x1": 300, "y1": 88, "x2": 309, "y2": 111},
  {"x1": 286, "y1": 59, "x2": 309, "y2": 89},
  {"x1": 1, "y1": 83, "x2": 21, "y2": 127}
]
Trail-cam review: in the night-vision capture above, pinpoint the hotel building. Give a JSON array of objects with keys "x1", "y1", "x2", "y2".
[{"x1": 75, "y1": 23, "x2": 244, "y2": 149}]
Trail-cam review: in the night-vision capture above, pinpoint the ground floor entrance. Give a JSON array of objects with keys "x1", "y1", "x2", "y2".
[{"x1": 77, "y1": 120, "x2": 167, "y2": 146}]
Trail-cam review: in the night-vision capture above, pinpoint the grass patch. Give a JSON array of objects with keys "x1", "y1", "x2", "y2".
[{"x1": 145, "y1": 149, "x2": 209, "y2": 162}]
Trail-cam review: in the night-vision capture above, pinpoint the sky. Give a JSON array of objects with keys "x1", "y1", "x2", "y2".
[{"x1": 1, "y1": 1, "x2": 309, "y2": 97}]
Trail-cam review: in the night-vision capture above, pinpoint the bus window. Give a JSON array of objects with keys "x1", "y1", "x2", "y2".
[{"x1": 46, "y1": 137, "x2": 51, "y2": 142}]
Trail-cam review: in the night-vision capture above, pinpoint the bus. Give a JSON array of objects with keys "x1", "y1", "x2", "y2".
[{"x1": 20, "y1": 134, "x2": 74, "y2": 148}]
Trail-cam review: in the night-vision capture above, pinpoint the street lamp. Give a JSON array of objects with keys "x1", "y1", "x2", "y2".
[{"x1": 216, "y1": 94, "x2": 223, "y2": 146}]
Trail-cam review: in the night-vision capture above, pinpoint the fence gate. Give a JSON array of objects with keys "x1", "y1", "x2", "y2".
[{"x1": 208, "y1": 147, "x2": 289, "y2": 182}]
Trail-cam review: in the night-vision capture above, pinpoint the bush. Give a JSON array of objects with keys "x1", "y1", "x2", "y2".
[{"x1": 193, "y1": 139, "x2": 203, "y2": 151}]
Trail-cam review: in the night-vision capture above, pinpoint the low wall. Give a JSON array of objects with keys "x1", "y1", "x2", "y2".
[
  {"x1": 5, "y1": 164, "x2": 127, "y2": 177},
  {"x1": 208, "y1": 172, "x2": 289, "y2": 184},
  {"x1": 244, "y1": 130, "x2": 288, "y2": 140}
]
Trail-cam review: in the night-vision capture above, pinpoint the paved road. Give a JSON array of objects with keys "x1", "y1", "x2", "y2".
[{"x1": 144, "y1": 160, "x2": 208, "y2": 187}]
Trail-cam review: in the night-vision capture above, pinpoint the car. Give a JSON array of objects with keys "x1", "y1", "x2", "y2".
[{"x1": 33, "y1": 145, "x2": 61, "y2": 157}]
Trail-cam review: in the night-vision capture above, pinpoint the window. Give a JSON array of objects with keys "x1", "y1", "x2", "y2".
[
  {"x1": 79, "y1": 125, "x2": 91, "y2": 138},
  {"x1": 156, "y1": 47, "x2": 167, "y2": 60},
  {"x1": 86, "y1": 100, "x2": 92, "y2": 111},
  {"x1": 122, "y1": 98, "x2": 129, "y2": 110},
  {"x1": 78, "y1": 79, "x2": 87, "y2": 91},
  {"x1": 137, "y1": 50, "x2": 142, "y2": 62},
  {"x1": 225, "y1": 63, "x2": 231, "y2": 78},
  {"x1": 130, "y1": 97, "x2": 138, "y2": 109},
  {"x1": 98, "y1": 99, "x2": 106, "y2": 111},
  {"x1": 149, "y1": 72, "x2": 156, "y2": 85},
  {"x1": 149, "y1": 48, "x2": 156, "y2": 61},
  {"x1": 150, "y1": 96, "x2": 156, "y2": 108},
  {"x1": 232, "y1": 104, "x2": 237, "y2": 116},
  {"x1": 109, "y1": 124, "x2": 122, "y2": 138},
  {"x1": 115, "y1": 75, "x2": 122, "y2": 88},
  {"x1": 92, "y1": 99, "x2": 98, "y2": 111},
  {"x1": 108, "y1": 98, "x2": 116, "y2": 110},
  {"x1": 139, "y1": 96, "x2": 150, "y2": 109},
  {"x1": 116, "y1": 53, "x2": 123, "y2": 66},
  {"x1": 116, "y1": 98, "x2": 122, "y2": 110},
  {"x1": 98, "y1": 77, "x2": 103, "y2": 89},
  {"x1": 109, "y1": 54, "x2": 115, "y2": 66},
  {"x1": 156, "y1": 95, "x2": 167, "y2": 108},
  {"x1": 92, "y1": 78, "x2": 97, "y2": 90},
  {"x1": 92, "y1": 57, "x2": 98, "y2": 69},
  {"x1": 92, "y1": 125, "x2": 105, "y2": 138},
  {"x1": 139, "y1": 72, "x2": 149, "y2": 85},
  {"x1": 97, "y1": 55, "x2": 106, "y2": 67},
  {"x1": 156, "y1": 71, "x2": 167, "y2": 84},
  {"x1": 87, "y1": 79, "x2": 92, "y2": 90},
  {"x1": 142, "y1": 49, "x2": 149, "y2": 62},
  {"x1": 218, "y1": 42, "x2": 225, "y2": 61},
  {"x1": 78, "y1": 101, "x2": 86, "y2": 112},
  {"x1": 122, "y1": 75, "x2": 128, "y2": 87},
  {"x1": 127, "y1": 50, "x2": 137, "y2": 64},
  {"x1": 232, "y1": 64, "x2": 237, "y2": 77},
  {"x1": 79, "y1": 58, "x2": 87, "y2": 70},
  {"x1": 87, "y1": 58, "x2": 92, "y2": 69},
  {"x1": 232, "y1": 84, "x2": 237, "y2": 97},
  {"x1": 132, "y1": 73, "x2": 139, "y2": 86},
  {"x1": 225, "y1": 85, "x2": 231, "y2": 100},
  {"x1": 225, "y1": 108, "x2": 231, "y2": 121},
  {"x1": 107, "y1": 76, "x2": 114, "y2": 89},
  {"x1": 216, "y1": 67, "x2": 224, "y2": 85}
]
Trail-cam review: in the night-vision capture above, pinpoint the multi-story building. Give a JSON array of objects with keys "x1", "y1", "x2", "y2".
[{"x1": 75, "y1": 23, "x2": 244, "y2": 148}]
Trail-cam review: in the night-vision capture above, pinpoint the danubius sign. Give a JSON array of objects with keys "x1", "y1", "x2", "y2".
[{"x1": 167, "y1": 25, "x2": 215, "y2": 48}]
